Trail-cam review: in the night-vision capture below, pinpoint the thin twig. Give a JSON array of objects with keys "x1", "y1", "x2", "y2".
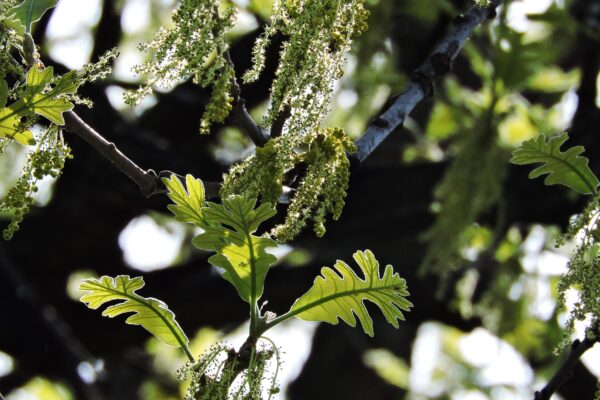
[
  {"x1": 270, "y1": 105, "x2": 291, "y2": 139},
  {"x1": 352, "y1": 0, "x2": 502, "y2": 163},
  {"x1": 534, "y1": 335, "x2": 598, "y2": 400},
  {"x1": 63, "y1": 112, "x2": 220, "y2": 199},
  {"x1": 226, "y1": 52, "x2": 268, "y2": 146},
  {"x1": 64, "y1": 112, "x2": 163, "y2": 197}
]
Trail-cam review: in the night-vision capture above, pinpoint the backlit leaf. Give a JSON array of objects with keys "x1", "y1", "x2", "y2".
[
  {"x1": 79, "y1": 275, "x2": 189, "y2": 348},
  {"x1": 162, "y1": 174, "x2": 206, "y2": 226},
  {"x1": 510, "y1": 133, "x2": 599, "y2": 195},
  {"x1": 290, "y1": 250, "x2": 412, "y2": 337},
  {"x1": 0, "y1": 107, "x2": 35, "y2": 146},
  {"x1": 0, "y1": 67, "x2": 78, "y2": 139},
  {"x1": 8, "y1": 0, "x2": 58, "y2": 34},
  {"x1": 191, "y1": 196, "x2": 277, "y2": 302}
]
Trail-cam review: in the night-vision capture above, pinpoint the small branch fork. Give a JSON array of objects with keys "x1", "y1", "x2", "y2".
[
  {"x1": 534, "y1": 333, "x2": 599, "y2": 400},
  {"x1": 352, "y1": 0, "x2": 502, "y2": 163}
]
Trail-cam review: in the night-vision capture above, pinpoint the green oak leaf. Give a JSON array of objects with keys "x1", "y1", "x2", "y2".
[
  {"x1": 22, "y1": 66, "x2": 75, "y2": 124},
  {"x1": 11, "y1": 128, "x2": 36, "y2": 146},
  {"x1": 6, "y1": 0, "x2": 58, "y2": 34},
  {"x1": 79, "y1": 275, "x2": 189, "y2": 348},
  {"x1": 162, "y1": 174, "x2": 206, "y2": 226},
  {"x1": 24, "y1": 63, "x2": 53, "y2": 95},
  {"x1": 0, "y1": 67, "x2": 77, "y2": 142},
  {"x1": 289, "y1": 250, "x2": 412, "y2": 337},
  {"x1": 510, "y1": 133, "x2": 599, "y2": 195},
  {"x1": 0, "y1": 107, "x2": 35, "y2": 146},
  {"x1": 25, "y1": 93, "x2": 72, "y2": 124},
  {"x1": 191, "y1": 196, "x2": 277, "y2": 303},
  {"x1": 52, "y1": 70, "x2": 79, "y2": 95}
]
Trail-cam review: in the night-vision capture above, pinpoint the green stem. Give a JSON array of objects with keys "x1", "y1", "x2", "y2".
[
  {"x1": 247, "y1": 231, "x2": 259, "y2": 338},
  {"x1": 182, "y1": 344, "x2": 195, "y2": 363}
]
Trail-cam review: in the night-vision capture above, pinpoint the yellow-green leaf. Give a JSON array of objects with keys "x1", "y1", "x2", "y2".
[
  {"x1": 510, "y1": 133, "x2": 599, "y2": 195},
  {"x1": 162, "y1": 174, "x2": 206, "y2": 226},
  {"x1": 12, "y1": 128, "x2": 35, "y2": 146},
  {"x1": 25, "y1": 65, "x2": 53, "y2": 95},
  {"x1": 52, "y1": 70, "x2": 79, "y2": 95},
  {"x1": 28, "y1": 93, "x2": 73, "y2": 124},
  {"x1": 0, "y1": 107, "x2": 35, "y2": 146},
  {"x1": 8, "y1": 0, "x2": 58, "y2": 34},
  {"x1": 290, "y1": 250, "x2": 412, "y2": 337},
  {"x1": 79, "y1": 275, "x2": 189, "y2": 348},
  {"x1": 191, "y1": 196, "x2": 277, "y2": 302}
]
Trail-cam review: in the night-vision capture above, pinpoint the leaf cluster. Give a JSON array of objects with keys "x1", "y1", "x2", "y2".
[
  {"x1": 511, "y1": 133, "x2": 600, "y2": 354},
  {"x1": 0, "y1": 3, "x2": 117, "y2": 240},
  {"x1": 81, "y1": 173, "x2": 411, "y2": 347},
  {"x1": 79, "y1": 173, "x2": 412, "y2": 398}
]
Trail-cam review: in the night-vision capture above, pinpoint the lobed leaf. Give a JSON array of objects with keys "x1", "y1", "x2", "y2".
[
  {"x1": 0, "y1": 67, "x2": 77, "y2": 145},
  {"x1": 289, "y1": 250, "x2": 412, "y2": 337},
  {"x1": 191, "y1": 196, "x2": 277, "y2": 302},
  {"x1": 79, "y1": 275, "x2": 189, "y2": 348},
  {"x1": 7, "y1": 0, "x2": 58, "y2": 34},
  {"x1": 0, "y1": 107, "x2": 35, "y2": 146},
  {"x1": 162, "y1": 174, "x2": 206, "y2": 226},
  {"x1": 23, "y1": 66, "x2": 75, "y2": 124},
  {"x1": 510, "y1": 133, "x2": 599, "y2": 195}
]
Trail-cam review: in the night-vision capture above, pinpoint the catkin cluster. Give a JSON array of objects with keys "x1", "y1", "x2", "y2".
[
  {"x1": 223, "y1": 0, "x2": 368, "y2": 241},
  {"x1": 244, "y1": 0, "x2": 368, "y2": 135},
  {"x1": 177, "y1": 341, "x2": 279, "y2": 400},
  {"x1": 421, "y1": 121, "x2": 508, "y2": 274},
  {"x1": 556, "y1": 197, "x2": 600, "y2": 352},
  {"x1": 1, "y1": 127, "x2": 72, "y2": 240},
  {"x1": 222, "y1": 126, "x2": 356, "y2": 242},
  {"x1": 125, "y1": 0, "x2": 236, "y2": 134},
  {"x1": 272, "y1": 127, "x2": 356, "y2": 241}
]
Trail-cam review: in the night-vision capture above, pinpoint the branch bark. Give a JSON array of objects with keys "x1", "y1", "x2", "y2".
[
  {"x1": 534, "y1": 335, "x2": 598, "y2": 400},
  {"x1": 352, "y1": 0, "x2": 502, "y2": 163},
  {"x1": 63, "y1": 111, "x2": 221, "y2": 198},
  {"x1": 226, "y1": 52, "x2": 269, "y2": 147},
  {"x1": 64, "y1": 111, "x2": 163, "y2": 197}
]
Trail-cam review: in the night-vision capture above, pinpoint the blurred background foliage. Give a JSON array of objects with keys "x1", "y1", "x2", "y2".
[{"x1": 1, "y1": 0, "x2": 600, "y2": 399}]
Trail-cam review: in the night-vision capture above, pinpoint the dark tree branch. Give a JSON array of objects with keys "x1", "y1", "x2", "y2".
[
  {"x1": 226, "y1": 52, "x2": 269, "y2": 146},
  {"x1": 64, "y1": 111, "x2": 163, "y2": 197},
  {"x1": 270, "y1": 105, "x2": 291, "y2": 139},
  {"x1": 63, "y1": 111, "x2": 221, "y2": 199},
  {"x1": 352, "y1": 0, "x2": 502, "y2": 163},
  {"x1": 63, "y1": 1, "x2": 501, "y2": 200},
  {"x1": 231, "y1": 96, "x2": 268, "y2": 146},
  {"x1": 534, "y1": 335, "x2": 599, "y2": 400}
]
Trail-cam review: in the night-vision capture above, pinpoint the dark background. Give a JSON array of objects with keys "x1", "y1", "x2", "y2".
[{"x1": 1, "y1": 0, "x2": 600, "y2": 398}]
